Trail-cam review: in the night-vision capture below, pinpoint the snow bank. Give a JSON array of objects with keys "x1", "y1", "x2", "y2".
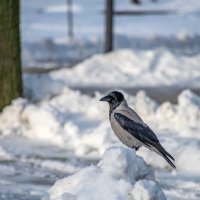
[
  {"x1": 22, "y1": 35, "x2": 200, "y2": 70},
  {"x1": 0, "y1": 89, "x2": 112, "y2": 155},
  {"x1": 131, "y1": 90, "x2": 200, "y2": 138},
  {"x1": 48, "y1": 147, "x2": 166, "y2": 200},
  {"x1": 24, "y1": 49, "x2": 200, "y2": 100},
  {"x1": 21, "y1": 0, "x2": 200, "y2": 44},
  {"x1": 155, "y1": 90, "x2": 200, "y2": 137},
  {"x1": 1, "y1": 88, "x2": 200, "y2": 173}
]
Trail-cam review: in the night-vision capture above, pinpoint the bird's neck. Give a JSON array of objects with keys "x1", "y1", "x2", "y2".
[{"x1": 109, "y1": 99, "x2": 128, "y2": 117}]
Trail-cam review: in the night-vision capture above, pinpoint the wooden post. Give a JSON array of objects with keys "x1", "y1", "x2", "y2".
[
  {"x1": 67, "y1": 0, "x2": 73, "y2": 39},
  {"x1": 131, "y1": 0, "x2": 141, "y2": 4},
  {"x1": 105, "y1": 0, "x2": 113, "y2": 53},
  {"x1": 0, "y1": 0, "x2": 23, "y2": 111},
  {"x1": 104, "y1": 1, "x2": 174, "y2": 53}
]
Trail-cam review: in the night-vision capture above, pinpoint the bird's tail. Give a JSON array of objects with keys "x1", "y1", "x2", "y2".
[{"x1": 153, "y1": 144, "x2": 176, "y2": 169}]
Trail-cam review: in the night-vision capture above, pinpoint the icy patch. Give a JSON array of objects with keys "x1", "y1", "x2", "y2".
[{"x1": 48, "y1": 147, "x2": 166, "y2": 200}]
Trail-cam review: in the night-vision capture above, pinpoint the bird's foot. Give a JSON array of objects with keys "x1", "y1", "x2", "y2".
[{"x1": 132, "y1": 146, "x2": 140, "y2": 151}]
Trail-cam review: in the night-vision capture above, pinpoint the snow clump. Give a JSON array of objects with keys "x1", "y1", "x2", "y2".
[{"x1": 48, "y1": 147, "x2": 166, "y2": 200}]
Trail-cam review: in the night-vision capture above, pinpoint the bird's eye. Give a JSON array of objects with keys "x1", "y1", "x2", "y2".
[
  {"x1": 112, "y1": 96, "x2": 116, "y2": 102},
  {"x1": 110, "y1": 95, "x2": 115, "y2": 100}
]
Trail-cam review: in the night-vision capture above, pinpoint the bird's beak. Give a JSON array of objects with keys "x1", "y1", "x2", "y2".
[{"x1": 99, "y1": 95, "x2": 110, "y2": 102}]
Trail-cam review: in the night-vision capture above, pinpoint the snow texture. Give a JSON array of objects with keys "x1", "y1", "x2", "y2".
[
  {"x1": 24, "y1": 49, "x2": 200, "y2": 101},
  {"x1": 1, "y1": 88, "x2": 200, "y2": 173},
  {"x1": 48, "y1": 147, "x2": 166, "y2": 200},
  {"x1": 21, "y1": 0, "x2": 200, "y2": 69},
  {"x1": 21, "y1": 0, "x2": 200, "y2": 43}
]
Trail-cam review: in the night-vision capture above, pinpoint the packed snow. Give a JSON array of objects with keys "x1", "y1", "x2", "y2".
[{"x1": 48, "y1": 147, "x2": 166, "y2": 200}]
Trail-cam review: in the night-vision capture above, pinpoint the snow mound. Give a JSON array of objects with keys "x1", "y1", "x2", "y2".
[
  {"x1": 154, "y1": 90, "x2": 200, "y2": 137},
  {"x1": 51, "y1": 49, "x2": 200, "y2": 87},
  {"x1": 48, "y1": 147, "x2": 166, "y2": 200},
  {"x1": 24, "y1": 49, "x2": 200, "y2": 100},
  {"x1": 1, "y1": 88, "x2": 200, "y2": 172}
]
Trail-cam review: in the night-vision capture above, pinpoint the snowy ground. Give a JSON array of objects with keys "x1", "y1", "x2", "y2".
[
  {"x1": 21, "y1": 0, "x2": 200, "y2": 68},
  {"x1": 21, "y1": 0, "x2": 200, "y2": 42},
  {"x1": 23, "y1": 49, "x2": 200, "y2": 102},
  {"x1": 0, "y1": 0, "x2": 200, "y2": 199},
  {"x1": 48, "y1": 147, "x2": 166, "y2": 200},
  {"x1": 1, "y1": 87, "x2": 200, "y2": 199}
]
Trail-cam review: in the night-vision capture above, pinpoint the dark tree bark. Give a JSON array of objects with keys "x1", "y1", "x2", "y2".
[{"x1": 0, "y1": 0, "x2": 23, "y2": 111}]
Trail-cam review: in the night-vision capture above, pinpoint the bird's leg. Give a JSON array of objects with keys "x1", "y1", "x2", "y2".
[{"x1": 132, "y1": 146, "x2": 140, "y2": 151}]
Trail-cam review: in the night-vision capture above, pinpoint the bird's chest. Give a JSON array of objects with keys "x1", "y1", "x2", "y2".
[{"x1": 110, "y1": 114, "x2": 141, "y2": 148}]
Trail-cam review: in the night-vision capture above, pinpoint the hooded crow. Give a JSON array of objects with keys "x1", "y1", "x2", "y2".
[{"x1": 100, "y1": 91, "x2": 175, "y2": 168}]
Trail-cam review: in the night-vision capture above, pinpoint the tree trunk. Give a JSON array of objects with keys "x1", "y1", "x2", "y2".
[{"x1": 0, "y1": 0, "x2": 23, "y2": 111}]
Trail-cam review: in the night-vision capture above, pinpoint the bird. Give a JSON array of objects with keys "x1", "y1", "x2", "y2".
[{"x1": 100, "y1": 91, "x2": 175, "y2": 168}]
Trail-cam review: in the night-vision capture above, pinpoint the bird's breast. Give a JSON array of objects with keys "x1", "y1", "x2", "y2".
[{"x1": 110, "y1": 114, "x2": 141, "y2": 148}]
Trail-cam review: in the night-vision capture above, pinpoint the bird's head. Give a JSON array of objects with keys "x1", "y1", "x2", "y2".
[{"x1": 100, "y1": 91, "x2": 124, "y2": 110}]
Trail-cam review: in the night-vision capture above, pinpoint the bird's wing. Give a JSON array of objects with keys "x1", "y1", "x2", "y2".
[
  {"x1": 114, "y1": 112, "x2": 175, "y2": 168},
  {"x1": 117, "y1": 108, "x2": 143, "y2": 124},
  {"x1": 114, "y1": 112, "x2": 159, "y2": 145}
]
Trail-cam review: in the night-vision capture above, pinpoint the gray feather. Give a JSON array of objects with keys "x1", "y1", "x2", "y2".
[{"x1": 114, "y1": 112, "x2": 175, "y2": 168}]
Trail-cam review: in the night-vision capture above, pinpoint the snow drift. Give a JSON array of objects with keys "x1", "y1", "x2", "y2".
[
  {"x1": 48, "y1": 147, "x2": 166, "y2": 200},
  {"x1": 1, "y1": 88, "x2": 200, "y2": 172},
  {"x1": 24, "y1": 49, "x2": 200, "y2": 100}
]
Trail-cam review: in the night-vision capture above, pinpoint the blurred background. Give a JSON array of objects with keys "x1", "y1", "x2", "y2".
[
  {"x1": 20, "y1": 0, "x2": 200, "y2": 101},
  {"x1": 0, "y1": 0, "x2": 200, "y2": 199}
]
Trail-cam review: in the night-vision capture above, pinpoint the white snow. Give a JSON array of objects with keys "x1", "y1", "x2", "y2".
[
  {"x1": 1, "y1": 86, "x2": 200, "y2": 198},
  {"x1": 24, "y1": 49, "x2": 200, "y2": 100},
  {"x1": 21, "y1": 0, "x2": 200, "y2": 69},
  {"x1": 131, "y1": 180, "x2": 167, "y2": 200},
  {"x1": 44, "y1": 4, "x2": 82, "y2": 13},
  {"x1": 21, "y1": 0, "x2": 200, "y2": 42},
  {"x1": 167, "y1": 0, "x2": 200, "y2": 14},
  {"x1": 48, "y1": 147, "x2": 166, "y2": 200},
  {"x1": 0, "y1": 146, "x2": 13, "y2": 160},
  {"x1": 1, "y1": 0, "x2": 199, "y2": 199},
  {"x1": 1, "y1": 87, "x2": 200, "y2": 173}
]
